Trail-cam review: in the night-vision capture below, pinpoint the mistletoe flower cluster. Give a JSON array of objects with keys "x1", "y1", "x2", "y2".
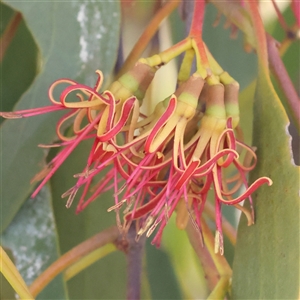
[{"x1": 1, "y1": 46, "x2": 272, "y2": 253}]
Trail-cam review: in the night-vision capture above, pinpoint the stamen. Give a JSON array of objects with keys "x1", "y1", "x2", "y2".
[
  {"x1": 73, "y1": 168, "x2": 95, "y2": 179},
  {"x1": 123, "y1": 197, "x2": 135, "y2": 214},
  {"x1": 38, "y1": 143, "x2": 63, "y2": 148},
  {"x1": 107, "y1": 199, "x2": 127, "y2": 212},
  {"x1": 214, "y1": 230, "x2": 224, "y2": 255},
  {"x1": 137, "y1": 216, "x2": 154, "y2": 236},
  {"x1": 64, "y1": 187, "x2": 79, "y2": 208},
  {"x1": 146, "y1": 220, "x2": 160, "y2": 237}
]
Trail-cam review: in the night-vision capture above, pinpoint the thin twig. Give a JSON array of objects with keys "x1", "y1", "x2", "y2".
[
  {"x1": 186, "y1": 220, "x2": 220, "y2": 292},
  {"x1": 267, "y1": 34, "x2": 300, "y2": 132},
  {"x1": 270, "y1": 0, "x2": 289, "y2": 32},
  {"x1": 246, "y1": 0, "x2": 268, "y2": 70},
  {"x1": 126, "y1": 223, "x2": 146, "y2": 300},
  {"x1": 29, "y1": 226, "x2": 120, "y2": 297},
  {"x1": 117, "y1": 0, "x2": 180, "y2": 77}
]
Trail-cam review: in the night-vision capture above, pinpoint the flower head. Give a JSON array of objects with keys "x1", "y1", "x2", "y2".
[
  {"x1": 1, "y1": 54, "x2": 272, "y2": 254},
  {"x1": 99, "y1": 72, "x2": 272, "y2": 252}
]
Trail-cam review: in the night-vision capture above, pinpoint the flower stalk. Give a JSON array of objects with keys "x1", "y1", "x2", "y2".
[{"x1": 126, "y1": 222, "x2": 146, "y2": 300}]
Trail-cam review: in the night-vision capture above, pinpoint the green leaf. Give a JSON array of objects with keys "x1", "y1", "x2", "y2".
[
  {"x1": 50, "y1": 139, "x2": 126, "y2": 299},
  {"x1": 0, "y1": 186, "x2": 68, "y2": 299},
  {"x1": 145, "y1": 238, "x2": 183, "y2": 300},
  {"x1": 232, "y1": 68, "x2": 300, "y2": 299},
  {"x1": 0, "y1": 0, "x2": 121, "y2": 233},
  {"x1": 162, "y1": 216, "x2": 209, "y2": 299},
  {"x1": 0, "y1": 3, "x2": 38, "y2": 118},
  {"x1": 0, "y1": 248, "x2": 16, "y2": 300},
  {"x1": 238, "y1": 81, "x2": 255, "y2": 145}
]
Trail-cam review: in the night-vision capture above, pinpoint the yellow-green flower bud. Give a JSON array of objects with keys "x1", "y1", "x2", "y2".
[{"x1": 109, "y1": 61, "x2": 156, "y2": 102}]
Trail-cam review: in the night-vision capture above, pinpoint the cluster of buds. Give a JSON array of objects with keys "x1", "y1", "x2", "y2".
[{"x1": 1, "y1": 43, "x2": 272, "y2": 254}]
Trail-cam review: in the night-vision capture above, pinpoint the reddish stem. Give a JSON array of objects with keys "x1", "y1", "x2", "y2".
[
  {"x1": 292, "y1": 0, "x2": 300, "y2": 27},
  {"x1": 271, "y1": 0, "x2": 289, "y2": 32},
  {"x1": 186, "y1": 221, "x2": 220, "y2": 291},
  {"x1": 246, "y1": 0, "x2": 269, "y2": 70},
  {"x1": 117, "y1": 0, "x2": 180, "y2": 77},
  {"x1": 267, "y1": 34, "x2": 300, "y2": 131},
  {"x1": 126, "y1": 222, "x2": 146, "y2": 300},
  {"x1": 0, "y1": 12, "x2": 22, "y2": 62},
  {"x1": 189, "y1": 0, "x2": 209, "y2": 67},
  {"x1": 189, "y1": 0, "x2": 205, "y2": 37}
]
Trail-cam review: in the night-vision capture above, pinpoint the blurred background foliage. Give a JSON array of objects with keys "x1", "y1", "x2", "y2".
[{"x1": 0, "y1": 1, "x2": 299, "y2": 299}]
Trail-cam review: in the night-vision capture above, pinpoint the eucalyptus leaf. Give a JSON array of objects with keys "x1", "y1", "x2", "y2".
[
  {"x1": 0, "y1": 248, "x2": 16, "y2": 300},
  {"x1": 1, "y1": 186, "x2": 67, "y2": 299},
  {"x1": 146, "y1": 238, "x2": 183, "y2": 300},
  {"x1": 232, "y1": 68, "x2": 300, "y2": 299},
  {"x1": 0, "y1": 3, "x2": 38, "y2": 118},
  {"x1": 0, "y1": 0, "x2": 121, "y2": 233}
]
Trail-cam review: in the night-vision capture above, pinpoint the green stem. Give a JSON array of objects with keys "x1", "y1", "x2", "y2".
[
  {"x1": 29, "y1": 226, "x2": 120, "y2": 297},
  {"x1": 0, "y1": 246, "x2": 34, "y2": 300},
  {"x1": 64, "y1": 243, "x2": 116, "y2": 281},
  {"x1": 140, "y1": 38, "x2": 191, "y2": 67},
  {"x1": 185, "y1": 221, "x2": 220, "y2": 292}
]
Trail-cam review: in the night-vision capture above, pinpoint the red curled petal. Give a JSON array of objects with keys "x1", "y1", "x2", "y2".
[
  {"x1": 217, "y1": 177, "x2": 273, "y2": 205},
  {"x1": 92, "y1": 70, "x2": 104, "y2": 93},
  {"x1": 193, "y1": 149, "x2": 239, "y2": 176},
  {"x1": 98, "y1": 97, "x2": 136, "y2": 142},
  {"x1": 48, "y1": 78, "x2": 79, "y2": 105},
  {"x1": 218, "y1": 130, "x2": 236, "y2": 167},
  {"x1": 101, "y1": 91, "x2": 116, "y2": 132},
  {"x1": 60, "y1": 84, "x2": 111, "y2": 107},
  {"x1": 175, "y1": 160, "x2": 200, "y2": 190},
  {"x1": 144, "y1": 96, "x2": 177, "y2": 153}
]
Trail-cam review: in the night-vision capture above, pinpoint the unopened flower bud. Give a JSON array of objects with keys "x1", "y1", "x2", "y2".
[{"x1": 109, "y1": 61, "x2": 156, "y2": 102}]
